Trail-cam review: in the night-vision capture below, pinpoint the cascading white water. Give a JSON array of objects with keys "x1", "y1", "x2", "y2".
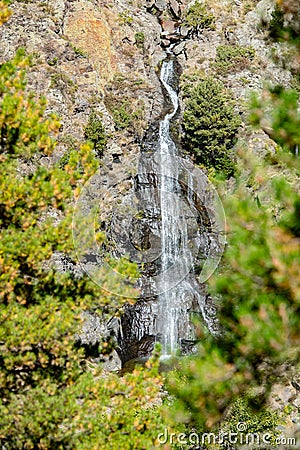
[
  {"x1": 157, "y1": 59, "x2": 194, "y2": 356},
  {"x1": 72, "y1": 53, "x2": 225, "y2": 364}
]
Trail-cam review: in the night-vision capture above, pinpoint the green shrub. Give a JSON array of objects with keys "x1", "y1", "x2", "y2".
[
  {"x1": 47, "y1": 56, "x2": 58, "y2": 66},
  {"x1": 224, "y1": 396, "x2": 281, "y2": 441},
  {"x1": 59, "y1": 135, "x2": 78, "y2": 169},
  {"x1": 50, "y1": 72, "x2": 77, "y2": 99},
  {"x1": 249, "y1": 86, "x2": 300, "y2": 154},
  {"x1": 84, "y1": 112, "x2": 107, "y2": 158},
  {"x1": 59, "y1": 150, "x2": 71, "y2": 168},
  {"x1": 269, "y1": 3, "x2": 285, "y2": 40},
  {"x1": 182, "y1": 76, "x2": 241, "y2": 178},
  {"x1": 112, "y1": 103, "x2": 132, "y2": 129},
  {"x1": 109, "y1": 99, "x2": 143, "y2": 131},
  {"x1": 291, "y1": 73, "x2": 300, "y2": 93},
  {"x1": 135, "y1": 32, "x2": 145, "y2": 49},
  {"x1": 118, "y1": 10, "x2": 133, "y2": 25},
  {"x1": 183, "y1": 1, "x2": 215, "y2": 31},
  {"x1": 214, "y1": 44, "x2": 256, "y2": 74},
  {"x1": 71, "y1": 44, "x2": 87, "y2": 58},
  {"x1": 243, "y1": 0, "x2": 257, "y2": 14},
  {"x1": 104, "y1": 75, "x2": 146, "y2": 133}
]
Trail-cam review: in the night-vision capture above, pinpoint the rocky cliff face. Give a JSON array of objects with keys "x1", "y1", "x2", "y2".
[
  {"x1": 0, "y1": 0, "x2": 295, "y2": 366},
  {"x1": 2, "y1": 0, "x2": 289, "y2": 166},
  {"x1": 0, "y1": 0, "x2": 165, "y2": 162}
]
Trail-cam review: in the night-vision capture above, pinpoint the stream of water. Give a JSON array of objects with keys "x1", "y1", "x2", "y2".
[
  {"x1": 157, "y1": 58, "x2": 196, "y2": 356},
  {"x1": 73, "y1": 54, "x2": 225, "y2": 363}
]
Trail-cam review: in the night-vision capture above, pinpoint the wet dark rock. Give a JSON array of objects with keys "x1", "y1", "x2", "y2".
[{"x1": 117, "y1": 301, "x2": 158, "y2": 363}]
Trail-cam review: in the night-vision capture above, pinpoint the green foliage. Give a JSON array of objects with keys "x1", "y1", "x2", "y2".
[
  {"x1": 0, "y1": 353, "x2": 169, "y2": 449},
  {"x1": 249, "y1": 86, "x2": 300, "y2": 154},
  {"x1": 0, "y1": 0, "x2": 11, "y2": 25},
  {"x1": 47, "y1": 56, "x2": 58, "y2": 66},
  {"x1": 242, "y1": 0, "x2": 260, "y2": 15},
  {"x1": 167, "y1": 147, "x2": 300, "y2": 430},
  {"x1": 167, "y1": 15, "x2": 300, "y2": 435},
  {"x1": 266, "y1": 1, "x2": 300, "y2": 50},
  {"x1": 84, "y1": 111, "x2": 107, "y2": 158},
  {"x1": 269, "y1": 3, "x2": 285, "y2": 40},
  {"x1": 135, "y1": 31, "x2": 145, "y2": 48},
  {"x1": 167, "y1": 361, "x2": 282, "y2": 443},
  {"x1": 263, "y1": 1, "x2": 300, "y2": 78},
  {"x1": 291, "y1": 73, "x2": 300, "y2": 93},
  {"x1": 59, "y1": 135, "x2": 78, "y2": 169},
  {"x1": 0, "y1": 10, "x2": 168, "y2": 447},
  {"x1": 112, "y1": 102, "x2": 133, "y2": 129},
  {"x1": 254, "y1": 1, "x2": 300, "y2": 154},
  {"x1": 224, "y1": 395, "x2": 281, "y2": 441},
  {"x1": 0, "y1": 49, "x2": 59, "y2": 158},
  {"x1": 104, "y1": 74, "x2": 146, "y2": 134},
  {"x1": 118, "y1": 10, "x2": 133, "y2": 25},
  {"x1": 214, "y1": 44, "x2": 255, "y2": 74},
  {"x1": 71, "y1": 44, "x2": 87, "y2": 58},
  {"x1": 183, "y1": 0, "x2": 215, "y2": 31},
  {"x1": 50, "y1": 72, "x2": 77, "y2": 99},
  {"x1": 182, "y1": 76, "x2": 241, "y2": 177},
  {"x1": 110, "y1": 99, "x2": 144, "y2": 131}
]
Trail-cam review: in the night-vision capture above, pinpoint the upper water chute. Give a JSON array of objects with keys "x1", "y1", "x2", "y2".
[{"x1": 160, "y1": 59, "x2": 179, "y2": 122}]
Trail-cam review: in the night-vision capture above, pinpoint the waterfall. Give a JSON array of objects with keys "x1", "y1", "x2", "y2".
[
  {"x1": 73, "y1": 52, "x2": 225, "y2": 364},
  {"x1": 157, "y1": 58, "x2": 195, "y2": 356}
]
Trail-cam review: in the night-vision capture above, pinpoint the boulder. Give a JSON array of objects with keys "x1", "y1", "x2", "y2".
[
  {"x1": 161, "y1": 19, "x2": 176, "y2": 34},
  {"x1": 179, "y1": 25, "x2": 192, "y2": 38},
  {"x1": 172, "y1": 41, "x2": 186, "y2": 55},
  {"x1": 169, "y1": 0, "x2": 181, "y2": 18},
  {"x1": 155, "y1": 0, "x2": 167, "y2": 11}
]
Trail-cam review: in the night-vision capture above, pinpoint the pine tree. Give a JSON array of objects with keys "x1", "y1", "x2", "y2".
[
  {"x1": 183, "y1": 77, "x2": 241, "y2": 178},
  {"x1": 0, "y1": 4, "x2": 166, "y2": 448},
  {"x1": 167, "y1": 0, "x2": 300, "y2": 433}
]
